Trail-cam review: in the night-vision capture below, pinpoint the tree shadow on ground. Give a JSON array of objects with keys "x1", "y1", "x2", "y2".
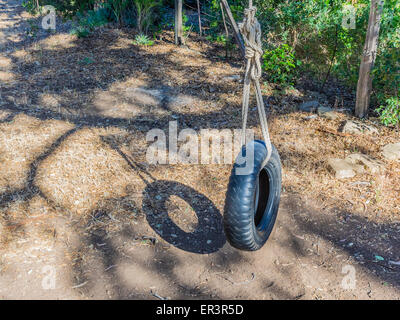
[{"x1": 102, "y1": 134, "x2": 225, "y2": 254}]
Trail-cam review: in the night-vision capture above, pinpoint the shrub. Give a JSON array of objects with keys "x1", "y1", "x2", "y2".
[
  {"x1": 108, "y1": 0, "x2": 129, "y2": 26},
  {"x1": 262, "y1": 44, "x2": 300, "y2": 86},
  {"x1": 376, "y1": 96, "x2": 400, "y2": 127},
  {"x1": 133, "y1": 34, "x2": 154, "y2": 46},
  {"x1": 133, "y1": 0, "x2": 161, "y2": 34},
  {"x1": 70, "y1": 7, "x2": 109, "y2": 38},
  {"x1": 23, "y1": 0, "x2": 98, "y2": 18}
]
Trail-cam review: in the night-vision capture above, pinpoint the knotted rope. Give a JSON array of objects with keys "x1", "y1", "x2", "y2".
[{"x1": 238, "y1": 4, "x2": 272, "y2": 167}]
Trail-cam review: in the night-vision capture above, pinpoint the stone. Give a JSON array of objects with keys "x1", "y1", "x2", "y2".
[
  {"x1": 340, "y1": 120, "x2": 379, "y2": 135},
  {"x1": 317, "y1": 106, "x2": 333, "y2": 114},
  {"x1": 345, "y1": 153, "x2": 384, "y2": 174},
  {"x1": 328, "y1": 153, "x2": 385, "y2": 178},
  {"x1": 168, "y1": 94, "x2": 196, "y2": 107},
  {"x1": 299, "y1": 100, "x2": 319, "y2": 112},
  {"x1": 328, "y1": 158, "x2": 356, "y2": 179},
  {"x1": 318, "y1": 106, "x2": 340, "y2": 120},
  {"x1": 304, "y1": 114, "x2": 318, "y2": 120},
  {"x1": 125, "y1": 87, "x2": 164, "y2": 106},
  {"x1": 223, "y1": 75, "x2": 241, "y2": 82},
  {"x1": 382, "y1": 143, "x2": 400, "y2": 160},
  {"x1": 323, "y1": 112, "x2": 340, "y2": 120}
]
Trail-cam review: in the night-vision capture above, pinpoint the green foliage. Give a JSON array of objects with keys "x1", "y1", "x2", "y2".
[
  {"x1": 26, "y1": 18, "x2": 39, "y2": 37},
  {"x1": 133, "y1": 0, "x2": 161, "y2": 34},
  {"x1": 79, "y1": 56, "x2": 95, "y2": 65},
  {"x1": 262, "y1": 44, "x2": 300, "y2": 86},
  {"x1": 133, "y1": 34, "x2": 154, "y2": 46},
  {"x1": 182, "y1": 12, "x2": 191, "y2": 33},
  {"x1": 23, "y1": 0, "x2": 98, "y2": 18},
  {"x1": 376, "y1": 97, "x2": 400, "y2": 127},
  {"x1": 108, "y1": 0, "x2": 129, "y2": 26},
  {"x1": 205, "y1": 0, "x2": 244, "y2": 39},
  {"x1": 70, "y1": 6, "x2": 109, "y2": 38},
  {"x1": 22, "y1": 0, "x2": 40, "y2": 14},
  {"x1": 70, "y1": 26, "x2": 90, "y2": 38}
]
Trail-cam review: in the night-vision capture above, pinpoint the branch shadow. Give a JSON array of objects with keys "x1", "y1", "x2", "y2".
[{"x1": 101, "y1": 134, "x2": 225, "y2": 254}]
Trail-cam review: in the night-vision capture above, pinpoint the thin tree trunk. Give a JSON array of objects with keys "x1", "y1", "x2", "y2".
[
  {"x1": 196, "y1": 0, "x2": 202, "y2": 36},
  {"x1": 174, "y1": 0, "x2": 184, "y2": 45},
  {"x1": 321, "y1": 25, "x2": 339, "y2": 91},
  {"x1": 220, "y1": 0, "x2": 245, "y2": 57},
  {"x1": 220, "y1": 1, "x2": 230, "y2": 58},
  {"x1": 355, "y1": 0, "x2": 383, "y2": 118}
]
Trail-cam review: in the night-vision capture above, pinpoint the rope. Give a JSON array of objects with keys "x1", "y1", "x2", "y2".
[{"x1": 238, "y1": 4, "x2": 272, "y2": 167}]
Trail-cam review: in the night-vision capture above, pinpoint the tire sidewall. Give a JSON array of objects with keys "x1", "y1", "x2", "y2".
[
  {"x1": 224, "y1": 140, "x2": 281, "y2": 250},
  {"x1": 251, "y1": 141, "x2": 281, "y2": 247}
]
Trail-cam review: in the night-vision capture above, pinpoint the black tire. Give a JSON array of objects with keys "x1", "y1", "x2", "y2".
[{"x1": 224, "y1": 140, "x2": 282, "y2": 251}]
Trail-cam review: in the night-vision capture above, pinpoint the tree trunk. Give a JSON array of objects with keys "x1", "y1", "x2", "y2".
[
  {"x1": 174, "y1": 0, "x2": 184, "y2": 45},
  {"x1": 196, "y1": 0, "x2": 202, "y2": 36},
  {"x1": 220, "y1": 0, "x2": 245, "y2": 57},
  {"x1": 355, "y1": 0, "x2": 383, "y2": 118}
]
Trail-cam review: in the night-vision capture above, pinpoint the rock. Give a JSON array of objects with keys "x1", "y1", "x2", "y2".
[
  {"x1": 328, "y1": 153, "x2": 385, "y2": 178},
  {"x1": 169, "y1": 94, "x2": 196, "y2": 107},
  {"x1": 328, "y1": 158, "x2": 357, "y2": 179},
  {"x1": 317, "y1": 106, "x2": 332, "y2": 114},
  {"x1": 382, "y1": 143, "x2": 400, "y2": 160},
  {"x1": 318, "y1": 106, "x2": 340, "y2": 120},
  {"x1": 125, "y1": 87, "x2": 164, "y2": 106},
  {"x1": 125, "y1": 87, "x2": 198, "y2": 109},
  {"x1": 223, "y1": 75, "x2": 241, "y2": 82},
  {"x1": 345, "y1": 153, "x2": 384, "y2": 174},
  {"x1": 304, "y1": 114, "x2": 318, "y2": 120},
  {"x1": 299, "y1": 100, "x2": 319, "y2": 112},
  {"x1": 324, "y1": 112, "x2": 340, "y2": 120},
  {"x1": 340, "y1": 120, "x2": 379, "y2": 135}
]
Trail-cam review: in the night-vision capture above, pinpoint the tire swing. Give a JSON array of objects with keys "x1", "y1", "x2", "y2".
[{"x1": 224, "y1": 1, "x2": 282, "y2": 251}]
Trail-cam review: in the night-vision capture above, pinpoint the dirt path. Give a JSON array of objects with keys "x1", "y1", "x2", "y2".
[{"x1": 0, "y1": 0, "x2": 400, "y2": 300}]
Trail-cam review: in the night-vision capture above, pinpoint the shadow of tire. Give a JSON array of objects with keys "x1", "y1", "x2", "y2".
[{"x1": 143, "y1": 180, "x2": 226, "y2": 254}]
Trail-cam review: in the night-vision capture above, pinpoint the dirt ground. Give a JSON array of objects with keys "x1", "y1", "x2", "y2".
[{"x1": 1, "y1": 0, "x2": 400, "y2": 300}]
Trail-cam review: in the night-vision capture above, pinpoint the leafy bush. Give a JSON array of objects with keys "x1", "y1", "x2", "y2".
[
  {"x1": 70, "y1": 7, "x2": 109, "y2": 38},
  {"x1": 376, "y1": 97, "x2": 400, "y2": 127},
  {"x1": 108, "y1": 0, "x2": 129, "y2": 26},
  {"x1": 23, "y1": 0, "x2": 98, "y2": 18},
  {"x1": 70, "y1": 26, "x2": 90, "y2": 38},
  {"x1": 262, "y1": 44, "x2": 300, "y2": 86},
  {"x1": 204, "y1": 0, "x2": 244, "y2": 39},
  {"x1": 133, "y1": 0, "x2": 161, "y2": 34},
  {"x1": 133, "y1": 34, "x2": 154, "y2": 46}
]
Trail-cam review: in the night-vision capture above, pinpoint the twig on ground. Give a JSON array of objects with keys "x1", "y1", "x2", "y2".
[
  {"x1": 150, "y1": 290, "x2": 168, "y2": 300},
  {"x1": 217, "y1": 272, "x2": 256, "y2": 286},
  {"x1": 72, "y1": 281, "x2": 88, "y2": 289}
]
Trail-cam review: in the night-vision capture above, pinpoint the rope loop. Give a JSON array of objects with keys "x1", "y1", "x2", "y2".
[
  {"x1": 239, "y1": 6, "x2": 263, "y2": 81},
  {"x1": 239, "y1": 3, "x2": 272, "y2": 167}
]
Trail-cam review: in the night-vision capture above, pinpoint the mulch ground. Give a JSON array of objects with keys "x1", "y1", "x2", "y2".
[{"x1": 1, "y1": 7, "x2": 400, "y2": 299}]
